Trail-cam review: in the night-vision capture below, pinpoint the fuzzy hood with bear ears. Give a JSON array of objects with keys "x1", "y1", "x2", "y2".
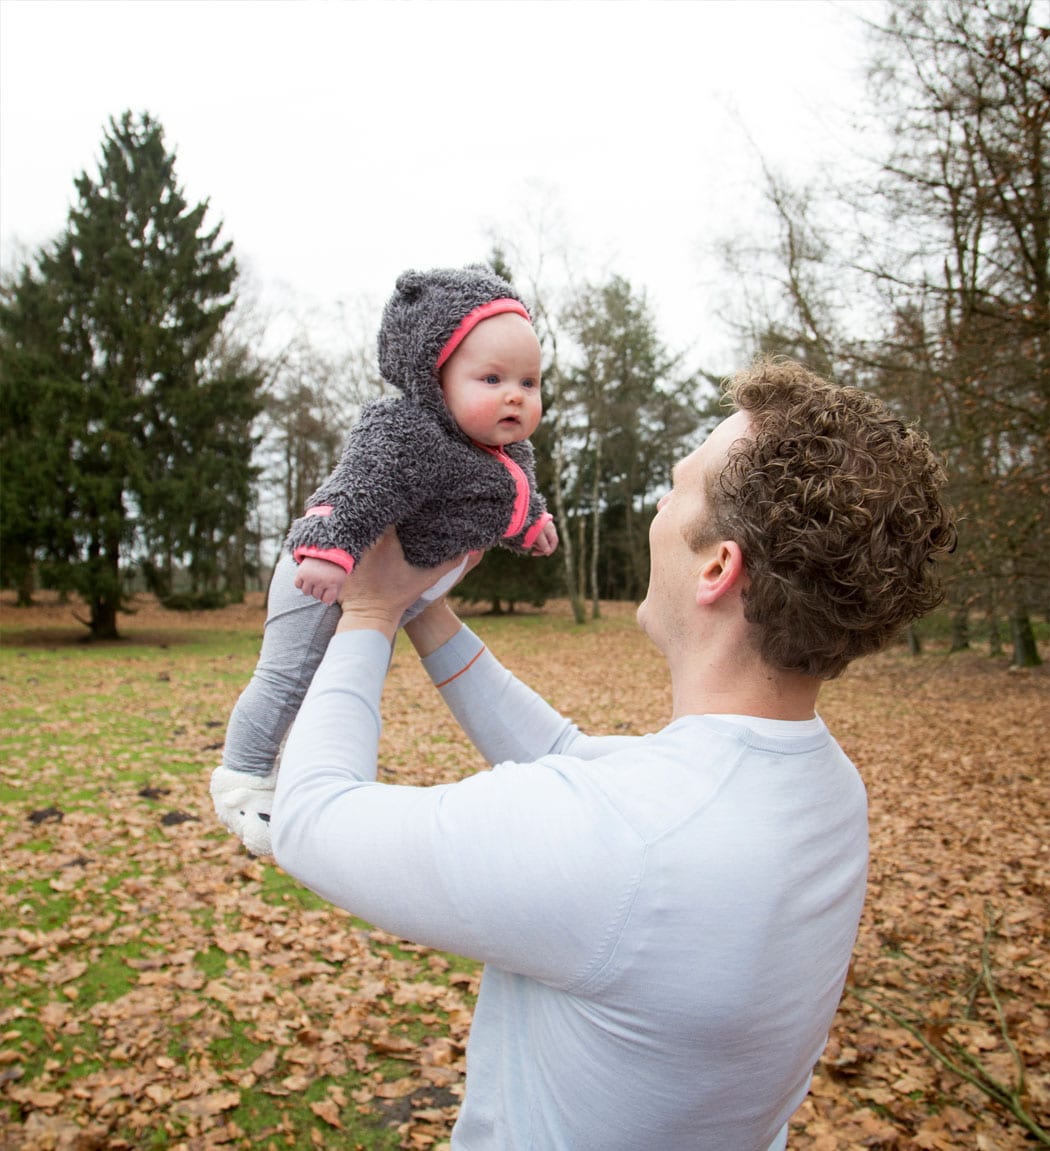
[{"x1": 376, "y1": 265, "x2": 532, "y2": 433}]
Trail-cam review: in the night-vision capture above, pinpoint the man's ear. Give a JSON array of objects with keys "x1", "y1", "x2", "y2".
[{"x1": 694, "y1": 541, "x2": 746, "y2": 606}]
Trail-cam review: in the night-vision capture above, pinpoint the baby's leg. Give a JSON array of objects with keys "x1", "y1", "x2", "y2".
[
  {"x1": 222, "y1": 552, "x2": 340, "y2": 774},
  {"x1": 212, "y1": 553, "x2": 339, "y2": 854}
]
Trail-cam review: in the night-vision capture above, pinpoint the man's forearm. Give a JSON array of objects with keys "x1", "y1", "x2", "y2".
[{"x1": 403, "y1": 598, "x2": 463, "y2": 657}]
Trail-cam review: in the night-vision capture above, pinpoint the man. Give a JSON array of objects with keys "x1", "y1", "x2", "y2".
[{"x1": 272, "y1": 357, "x2": 956, "y2": 1150}]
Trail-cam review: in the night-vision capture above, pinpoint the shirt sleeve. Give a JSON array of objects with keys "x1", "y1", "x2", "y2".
[
  {"x1": 271, "y1": 629, "x2": 642, "y2": 989},
  {"x1": 285, "y1": 401, "x2": 432, "y2": 566},
  {"x1": 421, "y1": 623, "x2": 640, "y2": 764}
]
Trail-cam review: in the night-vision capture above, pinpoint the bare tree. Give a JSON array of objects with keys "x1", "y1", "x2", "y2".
[
  {"x1": 489, "y1": 221, "x2": 591, "y2": 623},
  {"x1": 715, "y1": 1, "x2": 1048, "y2": 664},
  {"x1": 254, "y1": 310, "x2": 384, "y2": 576},
  {"x1": 715, "y1": 160, "x2": 855, "y2": 382},
  {"x1": 866, "y1": 0, "x2": 1049, "y2": 664}
]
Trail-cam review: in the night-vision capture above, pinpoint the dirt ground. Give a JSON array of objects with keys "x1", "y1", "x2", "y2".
[{"x1": 2, "y1": 590, "x2": 1048, "y2": 1149}]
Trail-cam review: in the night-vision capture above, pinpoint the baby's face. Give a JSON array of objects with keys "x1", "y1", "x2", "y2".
[{"x1": 439, "y1": 313, "x2": 542, "y2": 447}]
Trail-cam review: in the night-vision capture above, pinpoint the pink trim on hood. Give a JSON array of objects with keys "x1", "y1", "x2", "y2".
[{"x1": 436, "y1": 299, "x2": 532, "y2": 371}]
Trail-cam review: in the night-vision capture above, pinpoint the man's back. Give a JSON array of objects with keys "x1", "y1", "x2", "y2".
[
  {"x1": 275, "y1": 626, "x2": 869, "y2": 1150},
  {"x1": 444, "y1": 712, "x2": 868, "y2": 1150}
]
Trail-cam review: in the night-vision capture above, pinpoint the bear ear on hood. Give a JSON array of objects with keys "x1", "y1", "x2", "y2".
[{"x1": 394, "y1": 270, "x2": 426, "y2": 300}]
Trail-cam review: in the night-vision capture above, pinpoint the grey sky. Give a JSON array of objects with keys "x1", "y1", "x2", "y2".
[{"x1": 0, "y1": 0, "x2": 878, "y2": 371}]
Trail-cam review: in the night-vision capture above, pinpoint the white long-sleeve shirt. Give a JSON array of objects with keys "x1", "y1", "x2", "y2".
[{"x1": 272, "y1": 626, "x2": 868, "y2": 1151}]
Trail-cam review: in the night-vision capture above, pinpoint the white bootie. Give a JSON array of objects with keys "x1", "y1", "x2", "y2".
[{"x1": 210, "y1": 764, "x2": 278, "y2": 857}]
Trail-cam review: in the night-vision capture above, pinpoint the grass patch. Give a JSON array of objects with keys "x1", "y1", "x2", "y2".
[{"x1": 0, "y1": 593, "x2": 484, "y2": 1146}]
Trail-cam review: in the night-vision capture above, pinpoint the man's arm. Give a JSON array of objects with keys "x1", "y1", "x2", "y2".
[
  {"x1": 405, "y1": 600, "x2": 640, "y2": 766},
  {"x1": 401, "y1": 595, "x2": 463, "y2": 657},
  {"x1": 270, "y1": 538, "x2": 638, "y2": 986}
]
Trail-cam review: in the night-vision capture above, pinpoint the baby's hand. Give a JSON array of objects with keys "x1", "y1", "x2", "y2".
[
  {"x1": 295, "y1": 557, "x2": 348, "y2": 605},
  {"x1": 531, "y1": 520, "x2": 559, "y2": 557}
]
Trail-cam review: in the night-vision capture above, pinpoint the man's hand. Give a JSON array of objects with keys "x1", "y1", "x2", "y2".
[
  {"x1": 336, "y1": 529, "x2": 468, "y2": 641},
  {"x1": 294, "y1": 557, "x2": 348, "y2": 605},
  {"x1": 531, "y1": 520, "x2": 559, "y2": 557}
]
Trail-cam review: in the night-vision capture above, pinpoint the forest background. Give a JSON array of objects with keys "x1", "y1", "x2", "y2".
[{"x1": 1, "y1": 0, "x2": 1047, "y2": 658}]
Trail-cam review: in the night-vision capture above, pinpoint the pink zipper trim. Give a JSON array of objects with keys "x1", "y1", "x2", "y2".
[{"x1": 475, "y1": 443, "x2": 530, "y2": 538}]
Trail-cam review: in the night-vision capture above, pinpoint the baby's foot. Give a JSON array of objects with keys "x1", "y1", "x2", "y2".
[{"x1": 210, "y1": 764, "x2": 277, "y2": 857}]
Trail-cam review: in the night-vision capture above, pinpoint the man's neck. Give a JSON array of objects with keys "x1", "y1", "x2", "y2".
[
  {"x1": 672, "y1": 685, "x2": 820, "y2": 723},
  {"x1": 668, "y1": 648, "x2": 821, "y2": 723}
]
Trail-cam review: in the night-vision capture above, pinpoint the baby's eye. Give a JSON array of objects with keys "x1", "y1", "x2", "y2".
[
  {"x1": 483, "y1": 374, "x2": 500, "y2": 385},
  {"x1": 521, "y1": 378, "x2": 538, "y2": 390}
]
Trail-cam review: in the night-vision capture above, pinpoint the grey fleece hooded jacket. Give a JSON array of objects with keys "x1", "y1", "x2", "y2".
[{"x1": 286, "y1": 266, "x2": 552, "y2": 574}]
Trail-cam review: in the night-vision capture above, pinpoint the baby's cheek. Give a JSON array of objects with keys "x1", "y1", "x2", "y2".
[{"x1": 472, "y1": 396, "x2": 503, "y2": 425}]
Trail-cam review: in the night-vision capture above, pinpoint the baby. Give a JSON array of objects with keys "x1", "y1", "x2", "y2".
[{"x1": 211, "y1": 265, "x2": 558, "y2": 855}]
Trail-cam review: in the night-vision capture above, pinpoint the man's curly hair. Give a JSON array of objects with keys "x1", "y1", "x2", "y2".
[{"x1": 698, "y1": 358, "x2": 957, "y2": 679}]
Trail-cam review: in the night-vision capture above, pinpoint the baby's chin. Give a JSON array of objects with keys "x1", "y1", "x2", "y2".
[{"x1": 475, "y1": 424, "x2": 532, "y2": 447}]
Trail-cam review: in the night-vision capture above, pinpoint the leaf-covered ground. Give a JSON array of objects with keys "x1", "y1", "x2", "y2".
[{"x1": 1, "y1": 593, "x2": 1047, "y2": 1150}]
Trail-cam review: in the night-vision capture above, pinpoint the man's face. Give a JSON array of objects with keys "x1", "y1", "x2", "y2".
[{"x1": 637, "y1": 411, "x2": 750, "y2": 650}]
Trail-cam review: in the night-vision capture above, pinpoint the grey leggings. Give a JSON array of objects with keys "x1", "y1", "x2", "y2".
[{"x1": 222, "y1": 553, "x2": 340, "y2": 776}]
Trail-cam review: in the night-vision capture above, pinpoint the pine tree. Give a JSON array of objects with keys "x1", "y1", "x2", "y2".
[
  {"x1": 0, "y1": 270, "x2": 80, "y2": 603},
  {"x1": 562, "y1": 276, "x2": 701, "y2": 610},
  {"x1": 0, "y1": 111, "x2": 262, "y2": 636}
]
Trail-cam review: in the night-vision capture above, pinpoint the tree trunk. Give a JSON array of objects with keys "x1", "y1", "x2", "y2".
[
  {"x1": 1009, "y1": 602, "x2": 1042, "y2": 668},
  {"x1": 906, "y1": 624, "x2": 922, "y2": 655},
  {"x1": 624, "y1": 494, "x2": 644, "y2": 602},
  {"x1": 575, "y1": 509, "x2": 587, "y2": 604},
  {"x1": 225, "y1": 527, "x2": 246, "y2": 604},
  {"x1": 16, "y1": 560, "x2": 35, "y2": 607},
  {"x1": 90, "y1": 597, "x2": 121, "y2": 640},
  {"x1": 561, "y1": 531, "x2": 585, "y2": 624},
  {"x1": 589, "y1": 438, "x2": 602, "y2": 620},
  {"x1": 987, "y1": 610, "x2": 1004, "y2": 659},
  {"x1": 89, "y1": 538, "x2": 122, "y2": 640},
  {"x1": 550, "y1": 414, "x2": 586, "y2": 625},
  {"x1": 949, "y1": 606, "x2": 970, "y2": 652}
]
